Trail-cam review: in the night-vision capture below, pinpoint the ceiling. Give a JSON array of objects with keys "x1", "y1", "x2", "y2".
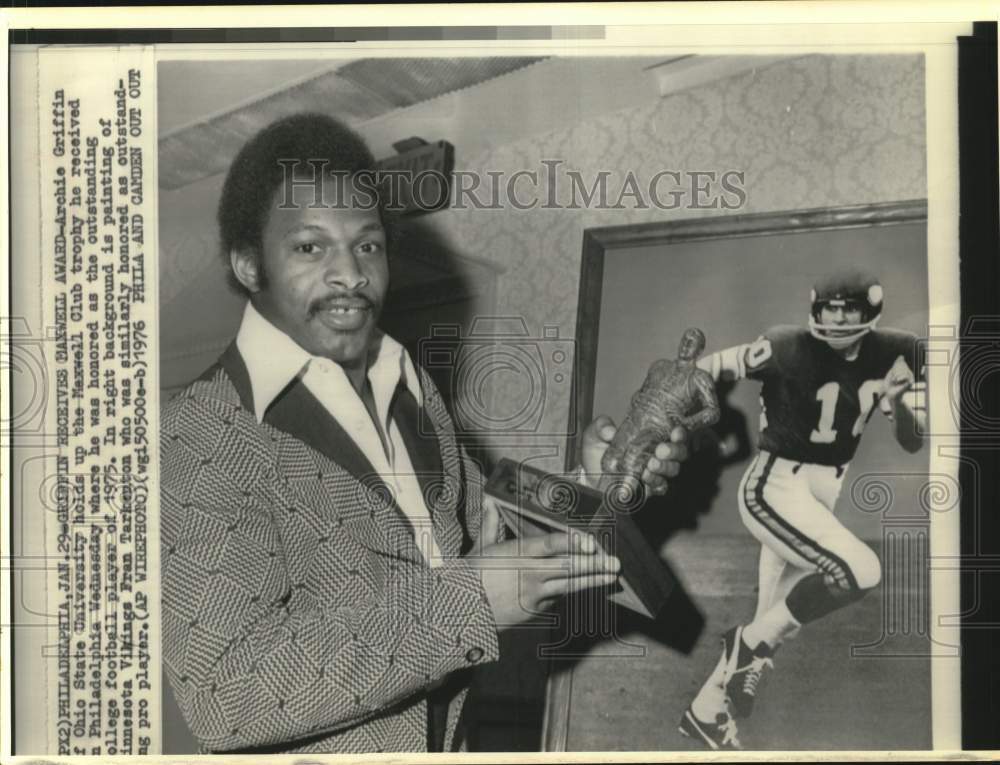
[{"x1": 158, "y1": 57, "x2": 546, "y2": 189}]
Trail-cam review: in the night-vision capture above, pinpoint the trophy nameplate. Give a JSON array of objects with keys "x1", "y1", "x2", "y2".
[{"x1": 485, "y1": 458, "x2": 673, "y2": 618}]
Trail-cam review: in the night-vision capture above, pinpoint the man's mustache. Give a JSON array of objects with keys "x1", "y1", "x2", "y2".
[{"x1": 308, "y1": 293, "x2": 376, "y2": 318}]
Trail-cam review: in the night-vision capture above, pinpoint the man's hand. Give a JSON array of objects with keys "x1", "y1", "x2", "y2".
[
  {"x1": 883, "y1": 355, "x2": 915, "y2": 404},
  {"x1": 882, "y1": 355, "x2": 924, "y2": 453},
  {"x1": 464, "y1": 499, "x2": 620, "y2": 630},
  {"x1": 579, "y1": 415, "x2": 689, "y2": 496}
]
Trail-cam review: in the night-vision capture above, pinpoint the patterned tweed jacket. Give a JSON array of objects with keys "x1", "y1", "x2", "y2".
[{"x1": 160, "y1": 343, "x2": 500, "y2": 754}]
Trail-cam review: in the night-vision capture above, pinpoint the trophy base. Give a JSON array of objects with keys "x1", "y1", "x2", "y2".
[{"x1": 485, "y1": 458, "x2": 702, "y2": 635}]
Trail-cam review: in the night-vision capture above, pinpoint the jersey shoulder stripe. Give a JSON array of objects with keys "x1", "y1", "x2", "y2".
[{"x1": 749, "y1": 325, "x2": 812, "y2": 378}]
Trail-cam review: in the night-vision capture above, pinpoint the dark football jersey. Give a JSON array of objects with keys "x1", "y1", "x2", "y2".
[{"x1": 742, "y1": 326, "x2": 922, "y2": 466}]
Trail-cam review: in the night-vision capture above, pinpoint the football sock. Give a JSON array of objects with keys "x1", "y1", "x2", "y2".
[
  {"x1": 691, "y1": 651, "x2": 729, "y2": 722},
  {"x1": 786, "y1": 572, "x2": 867, "y2": 623},
  {"x1": 743, "y1": 600, "x2": 800, "y2": 651}
]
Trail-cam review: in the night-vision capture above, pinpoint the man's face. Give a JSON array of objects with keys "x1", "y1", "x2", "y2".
[
  {"x1": 678, "y1": 330, "x2": 705, "y2": 362},
  {"x1": 819, "y1": 301, "x2": 864, "y2": 335},
  {"x1": 237, "y1": 176, "x2": 388, "y2": 375}
]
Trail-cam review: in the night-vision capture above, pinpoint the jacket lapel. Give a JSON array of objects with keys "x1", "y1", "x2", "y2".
[
  {"x1": 411, "y1": 372, "x2": 468, "y2": 559},
  {"x1": 266, "y1": 376, "x2": 378, "y2": 485},
  {"x1": 216, "y1": 342, "x2": 464, "y2": 562},
  {"x1": 217, "y1": 342, "x2": 378, "y2": 484},
  {"x1": 216, "y1": 343, "x2": 417, "y2": 561},
  {"x1": 392, "y1": 385, "x2": 463, "y2": 558}
]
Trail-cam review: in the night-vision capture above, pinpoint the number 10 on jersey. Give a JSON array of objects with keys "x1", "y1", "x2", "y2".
[{"x1": 810, "y1": 380, "x2": 884, "y2": 443}]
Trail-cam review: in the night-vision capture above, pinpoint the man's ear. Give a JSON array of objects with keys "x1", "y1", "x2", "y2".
[{"x1": 230, "y1": 248, "x2": 262, "y2": 293}]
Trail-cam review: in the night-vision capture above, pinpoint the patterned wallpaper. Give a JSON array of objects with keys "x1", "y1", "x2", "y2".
[
  {"x1": 423, "y1": 53, "x2": 926, "y2": 471},
  {"x1": 158, "y1": 54, "x2": 926, "y2": 471}
]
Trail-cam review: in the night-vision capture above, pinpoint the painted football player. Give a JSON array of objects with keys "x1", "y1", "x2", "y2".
[{"x1": 678, "y1": 271, "x2": 926, "y2": 750}]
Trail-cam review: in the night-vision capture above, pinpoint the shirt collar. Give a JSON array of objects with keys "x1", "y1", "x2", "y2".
[{"x1": 235, "y1": 301, "x2": 423, "y2": 422}]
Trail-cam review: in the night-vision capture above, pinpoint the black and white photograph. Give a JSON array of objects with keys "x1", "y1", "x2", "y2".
[
  {"x1": 156, "y1": 48, "x2": 940, "y2": 754},
  {"x1": 5, "y1": 4, "x2": 998, "y2": 761}
]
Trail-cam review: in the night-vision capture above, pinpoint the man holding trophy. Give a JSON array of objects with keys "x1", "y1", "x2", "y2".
[{"x1": 159, "y1": 112, "x2": 695, "y2": 754}]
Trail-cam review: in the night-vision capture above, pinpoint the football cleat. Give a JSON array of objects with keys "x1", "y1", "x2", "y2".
[
  {"x1": 808, "y1": 270, "x2": 883, "y2": 349},
  {"x1": 721, "y1": 625, "x2": 774, "y2": 719},
  {"x1": 678, "y1": 707, "x2": 742, "y2": 750}
]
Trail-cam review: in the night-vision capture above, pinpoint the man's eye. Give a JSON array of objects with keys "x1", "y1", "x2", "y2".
[
  {"x1": 294, "y1": 242, "x2": 321, "y2": 255},
  {"x1": 356, "y1": 241, "x2": 383, "y2": 255}
]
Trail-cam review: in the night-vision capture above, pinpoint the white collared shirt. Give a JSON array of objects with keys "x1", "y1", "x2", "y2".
[{"x1": 236, "y1": 301, "x2": 443, "y2": 566}]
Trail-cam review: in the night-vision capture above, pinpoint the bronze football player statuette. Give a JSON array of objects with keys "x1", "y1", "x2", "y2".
[
  {"x1": 599, "y1": 328, "x2": 721, "y2": 495},
  {"x1": 484, "y1": 328, "x2": 718, "y2": 628}
]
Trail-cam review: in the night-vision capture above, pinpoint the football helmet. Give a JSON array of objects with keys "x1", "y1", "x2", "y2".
[{"x1": 808, "y1": 271, "x2": 883, "y2": 349}]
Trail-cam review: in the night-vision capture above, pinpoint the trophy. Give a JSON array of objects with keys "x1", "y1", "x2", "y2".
[
  {"x1": 598, "y1": 327, "x2": 720, "y2": 496},
  {"x1": 485, "y1": 328, "x2": 720, "y2": 648}
]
